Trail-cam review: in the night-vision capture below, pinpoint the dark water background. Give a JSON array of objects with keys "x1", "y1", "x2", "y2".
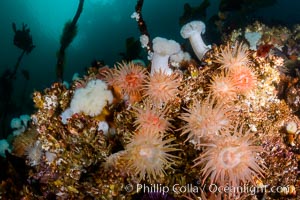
[{"x1": 0, "y1": 0, "x2": 299, "y2": 138}]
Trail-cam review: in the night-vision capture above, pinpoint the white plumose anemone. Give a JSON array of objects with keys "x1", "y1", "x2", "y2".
[
  {"x1": 151, "y1": 37, "x2": 181, "y2": 75},
  {"x1": 180, "y1": 20, "x2": 211, "y2": 61}
]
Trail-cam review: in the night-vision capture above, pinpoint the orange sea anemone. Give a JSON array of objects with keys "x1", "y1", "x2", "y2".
[
  {"x1": 180, "y1": 96, "x2": 233, "y2": 144},
  {"x1": 208, "y1": 71, "x2": 238, "y2": 102},
  {"x1": 133, "y1": 101, "x2": 172, "y2": 135},
  {"x1": 123, "y1": 132, "x2": 179, "y2": 182},
  {"x1": 215, "y1": 42, "x2": 249, "y2": 70},
  {"x1": 194, "y1": 125, "x2": 265, "y2": 189},
  {"x1": 103, "y1": 61, "x2": 147, "y2": 103},
  {"x1": 144, "y1": 70, "x2": 180, "y2": 105},
  {"x1": 229, "y1": 65, "x2": 257, "y2": 95}
]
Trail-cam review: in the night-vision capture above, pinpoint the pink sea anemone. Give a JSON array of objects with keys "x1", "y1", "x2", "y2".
[
  {"x1": 180, "y1": 97, "x2": 233, "y2": 144},
  {"x1": 133, "y1": 101, "x2": 172, "y2": 135},
  {"x1": 208, "y1": 71, "x2": 238, "y2": 102},
  {"x1": 144, "y1": 70, "x2": 180, "y2": 105},
  {"x1": 215, "y1": 42, "x2": 249, "y2": 70},
  {"x1": 194, "y1": 125, "x2": 265, "y2": 189},
  {"x1": 103, "y1": 61, "x2": 147, "y2": 103},
  {"x1": 229, "y1": 65, "x2": 257, "y2": 95},
  {"x1": 123, "y1": 132, "x2": 179, "y2": 182}
]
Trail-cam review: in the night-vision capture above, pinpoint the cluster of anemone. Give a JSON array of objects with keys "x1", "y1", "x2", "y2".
[
  {"x1": 179, "y1": 96, "x2": 265, "y2": 193},
  {"x1": 122, "y1": 99, "x2": 178, "y2": 181},
  {"x1": 103, "y1": 64, "x2": 181, "y2": 181},
  {"x1": 180, "y1": 97, "x2": 266, "y2": 196},
  {"x1": 179, "y1": 95, "x2": 265, "y2": 194},
  {"x1": 125, "y1": 41, "x2": 263, "y2": 186},
  {"x1": 180, "y1": 67, "x2": 264, "y2": 191},
  {"x1": 103, "y1": 61, "x2": 181, "y2": 107},
  {"x1": 20, "y1": 20, "x2": 281, "y2": 200},
  {"x1": 6, "y1": 8, "x2": 300, "y2": 200},
  {"x1": 180, "y1": 41, "x2": 264, "y2": 190},
  {"x1": 209, "y1": 42, "x2": 257, "y2": 101}
]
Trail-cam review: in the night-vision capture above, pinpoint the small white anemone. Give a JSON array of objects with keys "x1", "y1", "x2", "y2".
[
  {"x1": 139, "y1": 34, "x2": 149, "y2": 48},
  {"x1": 245, "y1": 32, "x2": 262, "y2": 50},
  {"x1": 11, "y1": 116, "x2": 26, "y2": 136},
  {"x1": 72, "y1": 73, "x2": 80, "y2": 81},
  {"x1": 0, "y1": 139, "x2": 11, "y2": 157},
  {"x1": 60, "y1": 107, "x2": 74, "y2": 124},
  {"x1": 151, "y1": 37, "x2": 181, "y2": 75},
  {"x1": 97, "y1": 121, "x2": 109, "y2": 136},
  {"x1": 10, "y1": 118, "x2": 22, "y2": 129},
  {"x1": 170, "y1": 50, "x2": 191, "y2": 68},
  {"x1": 19, "y1": 114, "x2": 31, "y2": 127},
  {"x1": 180, "y1": 20, "x2": 211, "y2": 61}
]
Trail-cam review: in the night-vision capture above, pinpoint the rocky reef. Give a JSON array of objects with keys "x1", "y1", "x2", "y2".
[{"x1": 1, "y1": 20, "x2": 300, "y2": 200}]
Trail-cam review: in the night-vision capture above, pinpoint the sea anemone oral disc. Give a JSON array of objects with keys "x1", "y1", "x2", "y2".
[
  {"x1": 209, "y1": 71, "x2": 238, "y2": 102},
  {"x1": 194, "y1": 126, "x2": 265, "y2": 188},
  {"x1": 144, "y1": 70, "x2": 180, "y2": 105},
  {"x1": 180, "y1": 97, "x2": 233, "y2": 144},
  {"x1": 124, "y1": 132, "x2": 179, "y2": 181},
  {"x1": 230, "y1": 65, "x2": 257, "y2": 95},
  {"x1": 104, "y1": 61, "x2": 147, "y2": 103},
  {"x1": 133, "y1": 101, "x2": 172, "y2": 134},
  {"x1": 219, "y1": 146, "x2": 242, "y2": 169}
]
